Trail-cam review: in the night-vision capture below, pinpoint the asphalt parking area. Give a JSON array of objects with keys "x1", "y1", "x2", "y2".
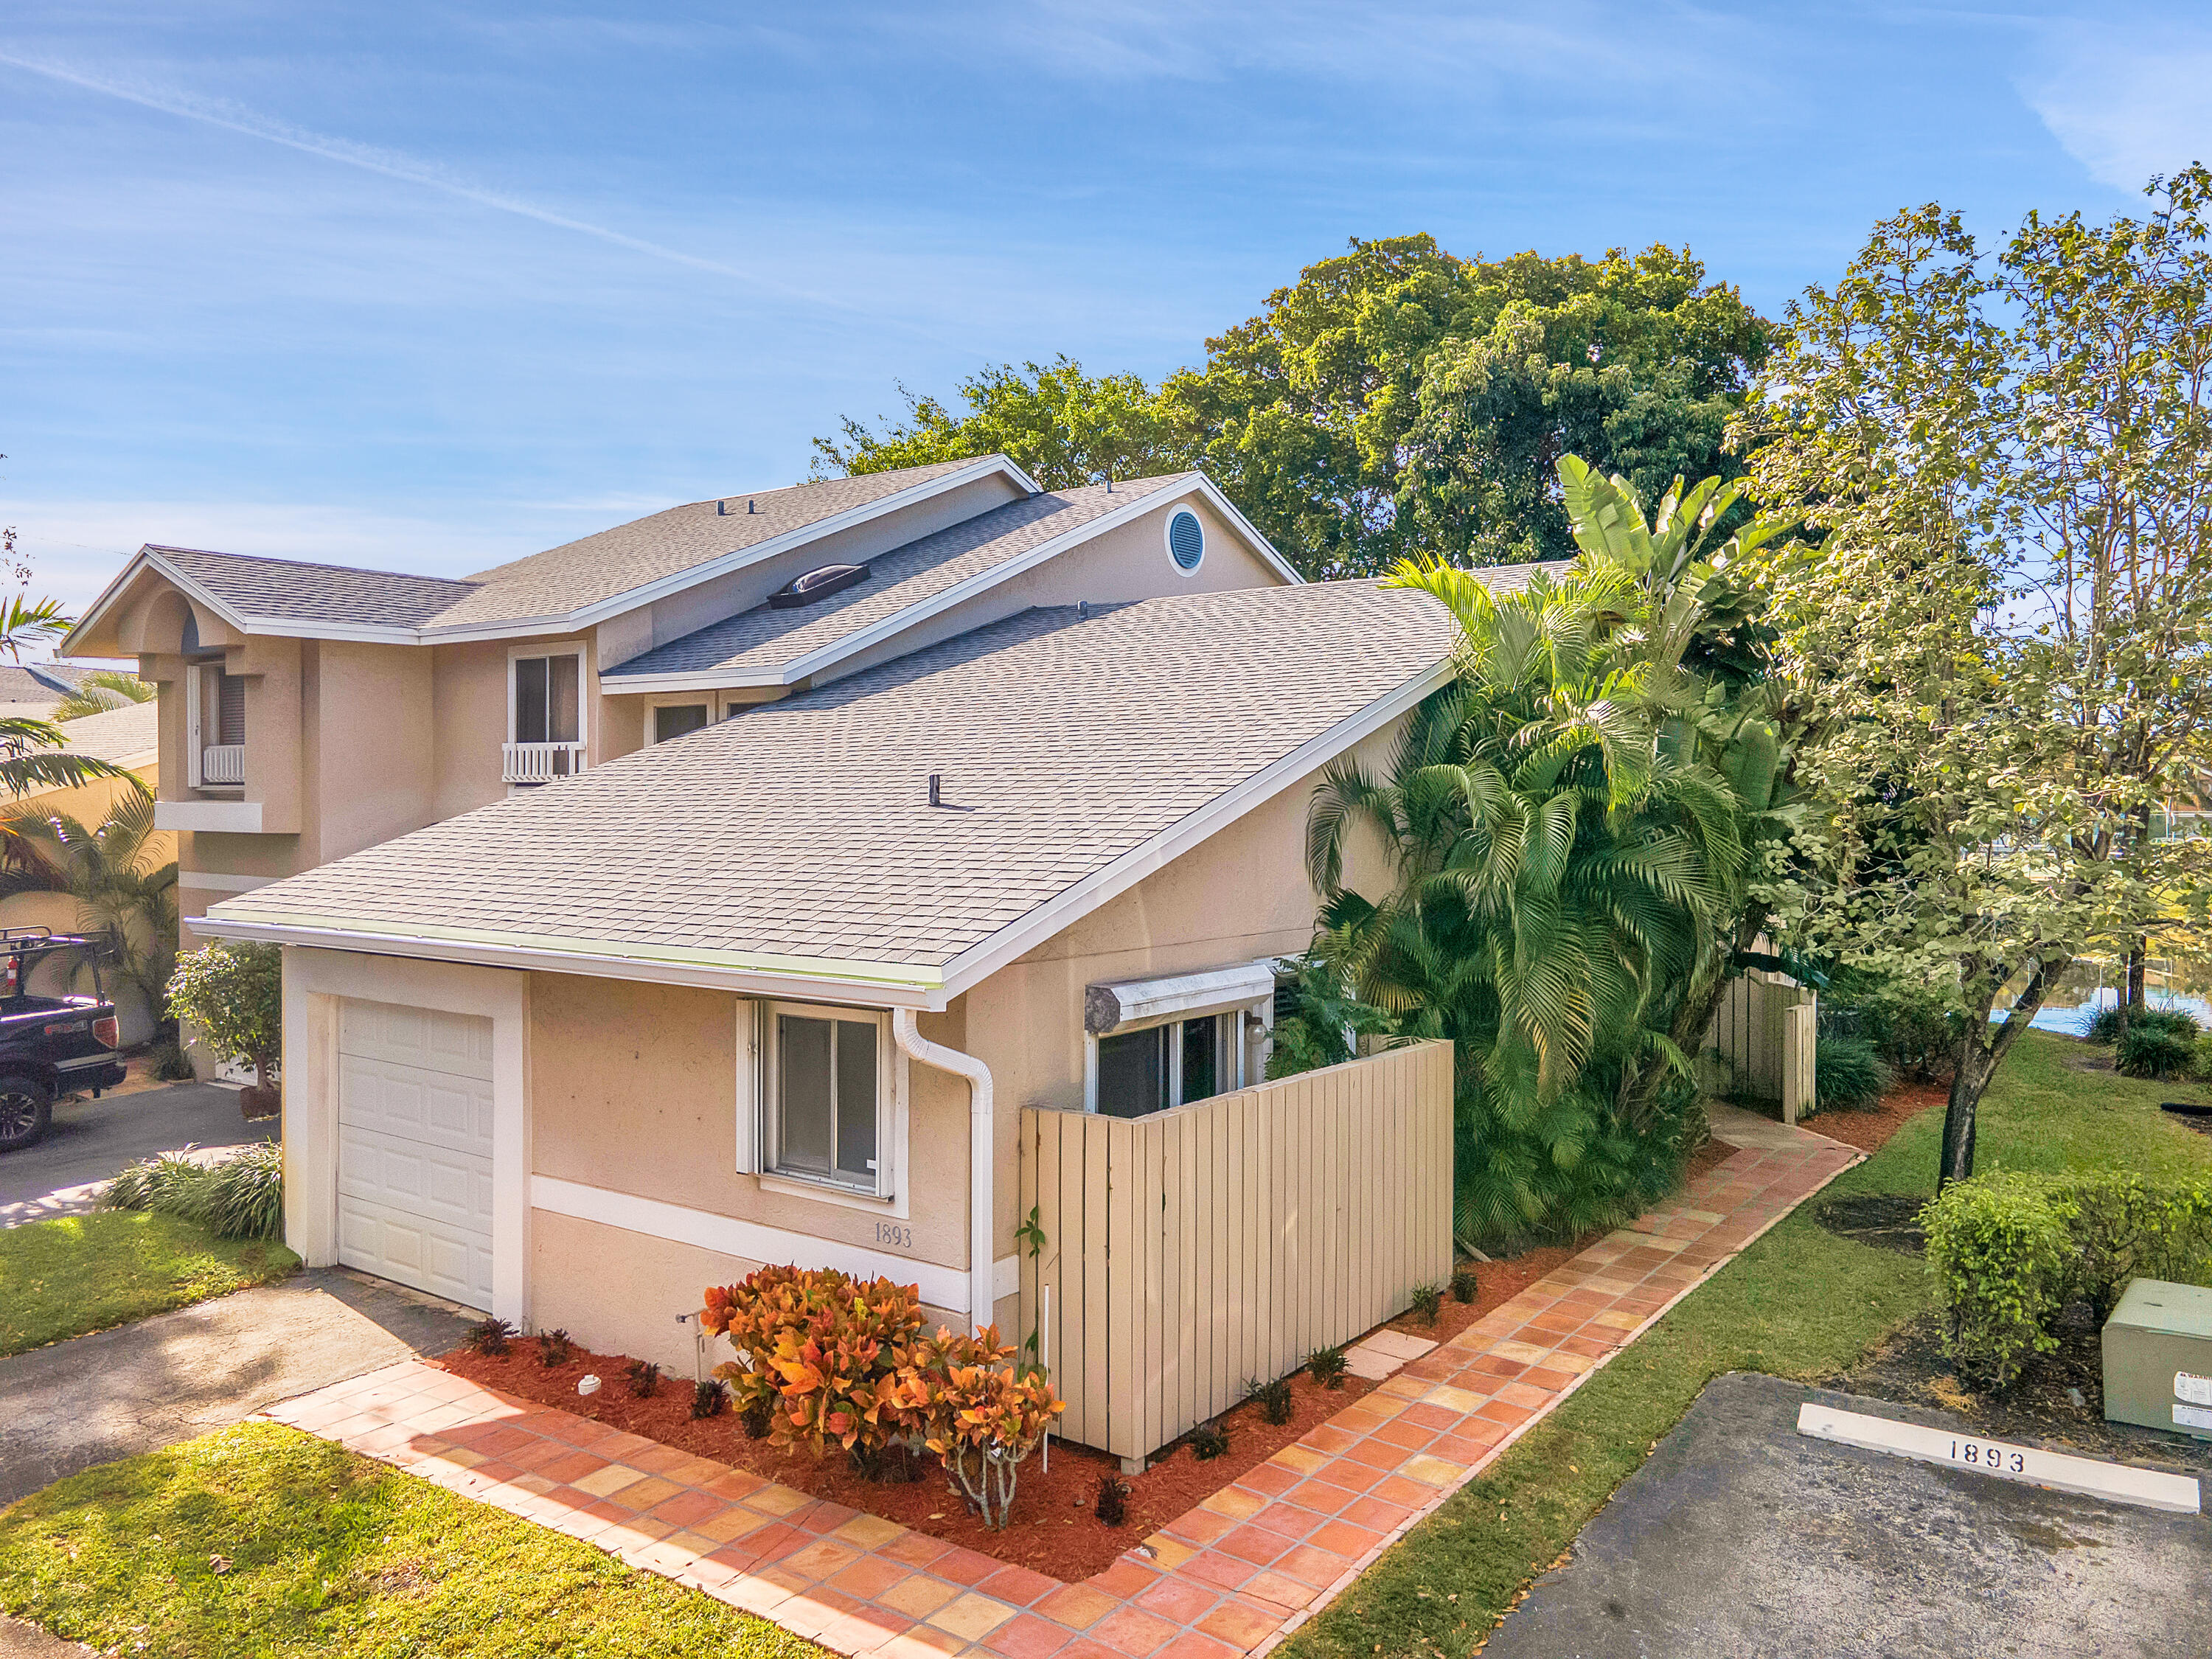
[
  {"x1": 1480, "y1": 1371, "x2": 2211, "y2": 1659},
  {"x1": 0, "y1": 1080, "x2": 265, "y2": 1225}
]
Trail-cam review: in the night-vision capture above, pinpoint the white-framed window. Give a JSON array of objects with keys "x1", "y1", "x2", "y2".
[
  {"x1": 509, "y1": 648, "x2": 585, "y2": 747},
  {"x1": 504, "y1": 644, "x2": 591, "y2": 785},
  {"x1": 651, "y1": 700, "x2": 712, "y2": 743},
  {"x1": 1091, "y1": 1010, "x2": 1242, "y2": 1119},
  {"x1": 745, "y1": 1000, "x2": 902, "y2": 1204},
  {"x1": 184, "y1": 659, "x2": 246, "y2": 790}
]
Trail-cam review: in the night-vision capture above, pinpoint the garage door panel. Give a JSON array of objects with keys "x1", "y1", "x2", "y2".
[
  {"x1": 337, "y1": 1197, "x2": 493, "y2": 1309},
  {"x1": 338, "y1": 1124, "x2": 492, "y2": 1234},
  {"x1": 340, "y1": 999, "x2": 494, "y2": 1080},
  {"x1": 336, "y1": 998, "x2": 496, "y2": 1312},
  {"x1": 338, "y1": 1055, "x2": 493, "y2": 1158}
]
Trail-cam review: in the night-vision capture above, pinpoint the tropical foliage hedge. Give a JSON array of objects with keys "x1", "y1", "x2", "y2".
[
  {"x1": 1280, "y1": 458, "x2": 1801, "y2": 1248},
  {"x1": 1922, "y1": 1170, "x2": 2212, "y2": 1386}
]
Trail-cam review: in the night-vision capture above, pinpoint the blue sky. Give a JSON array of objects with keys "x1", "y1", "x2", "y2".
[{"x1": 5, "y1": 1, "x2": 2209, "y2": 642}]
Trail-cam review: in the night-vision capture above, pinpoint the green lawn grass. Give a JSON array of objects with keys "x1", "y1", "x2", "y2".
[
  {"x1": 1281, "y1": 1029, "x2": 2212, "y2": 1659},
  {"x1": 0, "y1": 1211, "x2": 300, "y2": 1357},
  {"x1": 0, "y1": 1421, "x2": 821, "y2": 1658}
]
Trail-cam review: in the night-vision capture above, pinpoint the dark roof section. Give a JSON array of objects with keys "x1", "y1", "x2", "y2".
[
  {"x1": 215, "y1": 579, "x2": 1478, "y2": 972},
  {"x1": 603, "y1": 473, "x2": 1191, "y2": 682},
  {"x1": 150, "y1": 548, "x2": 481, "y2": 629},
  {"x1": 432, "y1": 458, "x2": 991, "y2": 629},
  {"x1": 0, "y1": 663, "x2": 90, "y2": 703},
  {"x1": 132, "y1": 458, "x2": 1009, "y2": 635}
]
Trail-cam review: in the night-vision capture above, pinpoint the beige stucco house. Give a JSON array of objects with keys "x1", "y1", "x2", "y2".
[{"x1": 64, "y1": 457, "x2": 1534, "y2": 1461}]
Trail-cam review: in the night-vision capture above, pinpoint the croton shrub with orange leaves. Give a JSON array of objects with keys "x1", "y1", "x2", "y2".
[{"x1": 700, "y1": 1266, "x2": 1063, "y2": 1529}]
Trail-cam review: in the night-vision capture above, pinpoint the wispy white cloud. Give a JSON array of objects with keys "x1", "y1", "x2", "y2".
[
  {"x1": 2018, "y1": 24, "x2": 2212, "y2": 192},
  {"x1": 0, "y1": 48, "x2": 840, "y2": 310}
]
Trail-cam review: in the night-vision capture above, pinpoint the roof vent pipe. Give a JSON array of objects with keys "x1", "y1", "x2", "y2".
[
  {"x1": 891, "y1": 1009, "x2": 995, "y2": 1335},
  {"x1": 716, "y1": 500, "x2": 727, "y2": 515}
]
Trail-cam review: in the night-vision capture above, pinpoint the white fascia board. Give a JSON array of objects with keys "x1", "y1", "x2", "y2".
[
  {"x1": 931, "y1": 656, "x2": 1452, "y2": 1007},
  {"x1": 1186, "y1": 476, "x2": 1304, "y2": 586},
  {"x1": 774, "y1": 476, "x2": 1209, "y2": 686},
  {"x1": 189, "y1": 914, "x2": 942, "y2": 1007},
  {"x1": 58, "y1": 550, "x2": 171, "y2": 658},
  {"x1": 66, "y1": 456, "x2": 1044, "y2": 655},
  {"x1": 591, "y1": 474, "x2": 1239, "y2": 698}
]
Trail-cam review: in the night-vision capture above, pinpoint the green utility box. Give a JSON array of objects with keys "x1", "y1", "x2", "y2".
[{"x1": 2104, "y1": 1278, "x2": 2212, "y2": 1441}]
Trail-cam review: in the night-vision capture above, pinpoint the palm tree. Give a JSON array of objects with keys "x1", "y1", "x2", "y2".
[
  {"x1": 0, "y1": 790, "x2": 179, "y2": 1018},
  {"x1": 0, "y1": 594, "x2": 146, "y2": 799},
  {"x1": 52, "y1": 669, "x2": 156, "y2": 721},
  {"x1": 1301, "y1": 459, "x2": 1801, "y2": 1245}
]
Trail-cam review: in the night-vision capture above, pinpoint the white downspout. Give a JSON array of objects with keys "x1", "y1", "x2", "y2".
[{"x1": 891, "y1": 1009, "x2": 995, "y2": 1335}]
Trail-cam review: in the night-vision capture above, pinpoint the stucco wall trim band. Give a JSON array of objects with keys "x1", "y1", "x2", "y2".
[{"x1": 530, "y1": 1173, "x2": 972, "y2": 1311}]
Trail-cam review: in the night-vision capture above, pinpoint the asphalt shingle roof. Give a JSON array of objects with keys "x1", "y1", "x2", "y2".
[
  {"x1": 0, "y1": 664, "x2": 89, "y2": 705},
  {"x1": 145, "y1": 458, "x2": 995, "y2": 633},
  {"x1": 150, "y1": 549, "x2": 479, "y2": 629},
  {"x1": 214, "y1": 579, "x2": 1492, "y2": 974},
  {"x1": 603, "y1": 474, "x2": 1189, "y2": 681},
  {"x1": 55, "y1": 700, "x2": 161, "y2": 765}
]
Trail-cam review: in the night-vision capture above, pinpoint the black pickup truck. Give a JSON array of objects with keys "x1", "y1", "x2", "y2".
[{"x1": 0, "y1": 928, "x2": 127, "y2": 1152}]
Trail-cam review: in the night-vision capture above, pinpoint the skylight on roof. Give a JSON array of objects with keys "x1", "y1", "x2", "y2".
[{"x1": 769, "y1": 563, "x2": 869, "y2": 609}]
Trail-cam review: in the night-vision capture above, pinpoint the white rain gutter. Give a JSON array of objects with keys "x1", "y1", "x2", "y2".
[{"x1": 891, "y1": 1008, "x2": 994, "y2": 1332}]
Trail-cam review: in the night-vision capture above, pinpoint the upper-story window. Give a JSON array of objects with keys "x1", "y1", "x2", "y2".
[
  {"x1": 186, "y1": 661, "x2": 246, "y2": 788},
  {"x1": 505, "y1": 650, "x2": 585, "y2": 784},
  {"x1": 653, "y1": 703, "x2": 710, "y2": 743}
]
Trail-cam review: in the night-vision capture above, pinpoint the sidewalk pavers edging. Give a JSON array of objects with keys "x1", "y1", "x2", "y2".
[{"x1": 261, "y1": 1121, "x2": 1862, "y2": 1659}]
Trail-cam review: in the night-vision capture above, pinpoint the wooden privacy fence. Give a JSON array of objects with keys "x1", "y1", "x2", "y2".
[
  {"x1": 1018, "y1": 1040, "x2": 1455, "y2": 1468},
  {"x1": 1706, "y1": 971, "x2": 1816, "y2": 1124}
]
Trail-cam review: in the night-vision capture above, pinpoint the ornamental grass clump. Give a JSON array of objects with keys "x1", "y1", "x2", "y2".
[
  {"x1": 2116, "y1": 1023, "x2": 2197, "y2": 1080},
  {"x1": 100, "y1": 1144, "x2": 283, "y2": 1242},
  {"x1": 1812, "y1": 1035, "x2": 1891, "y2": 1112}
]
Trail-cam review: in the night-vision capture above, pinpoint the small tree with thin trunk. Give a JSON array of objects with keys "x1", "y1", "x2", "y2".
[
  {"x1": 167, "y1": 942, "x2": 282, "y2": 1114},
  {"x1": 1741, "y1": 167, "x2": 2212, "y2": 1186}
]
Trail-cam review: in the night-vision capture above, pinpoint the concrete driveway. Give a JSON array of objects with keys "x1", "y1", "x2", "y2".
[
  {"x1": 0, "y1": 1080, "x2": 267, "y2": 1226},
  {"x1": 0, "y1": 1268, "x2": 475, "y2": 1506},
  {"x1": 1482, "y1": 1371, "x2": 2210, "y2": 1659}
]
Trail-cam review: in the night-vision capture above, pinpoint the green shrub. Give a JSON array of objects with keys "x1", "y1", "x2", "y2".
[
  {"x1": 1245, "y1": 1374, "x2": 1294, "y2": 1425},
  {"x1": 2058, "y1": 1172, "x2": 2212, "y2": 1318},
  {"x1": 2086, "y1": 1002, "x2": 2199, "y2": 1047},
  {"x1": 2116, "y1": 1023, "x2": 2197, "y2": 1079},
  {"x1": 1814, "y1": 1034, "x2": 1891, "y2": 1111},
  {"x1": 1820, "y1": 964, "x2": 1961, "y2": 1082},
  {"x1": 1187, "y1": 1420, "x2": 1230, "y2": 1460},
  {"x1": 2194, "y1": 1033, "x2": 2212, "y2": 1082},
  {"x1": 146, "y1": 1036, "x2": 197, "y2": 1082},
  {"x1": 166, "y1": 942, "x2": 282, "y2": 1086},
  {"x1": 1923, "y1": 1171, "x2": 2212, "y2": 1386},
  {"x1": 1920, "y1": 1174, "x2": 2073, "y2": 1388},
  {"x1": 1307, "y1": 1343, "x2": 1349, "y2": 1389}
]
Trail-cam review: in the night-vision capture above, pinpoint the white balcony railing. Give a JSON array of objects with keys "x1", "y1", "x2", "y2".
[
  {"x1": 201, "y1": 744, "x2": 246, "y2": 785},
  {"x1": 502, "y1": 741, "x2": 587, "y2": 785}
]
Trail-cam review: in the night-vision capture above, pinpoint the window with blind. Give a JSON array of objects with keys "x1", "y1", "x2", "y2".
[
  {"x1": 763, "y1": 1004, "x2": 888, "y2": 1195},
  {"x1": 512, "y1": 654, "x2": 582, "y2": 745}
]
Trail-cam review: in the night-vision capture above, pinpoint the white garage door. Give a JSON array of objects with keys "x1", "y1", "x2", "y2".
[{"x1": 336, "y1": 998, "x2": 495, "y2": 1310}]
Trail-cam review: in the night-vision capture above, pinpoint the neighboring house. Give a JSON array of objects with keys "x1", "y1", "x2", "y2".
[
  {"x1": 0, "y1": 661, "x2": 92, "y2": 720},
  {"x1": 0, "y1": 699, "x2": 170, "y2": 1040},
  {"x1": 63, "y1": 456, "x2": 1541, "y2": 1463}
]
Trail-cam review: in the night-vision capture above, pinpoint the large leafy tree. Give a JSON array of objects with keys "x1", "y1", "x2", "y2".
[
  {"x1": 809, "y1": 356, "x2": 1175, "y2": 490},
  {"x1": 1744, "y1": 167, "x2": 2212, "y2": 1186},
  {"x1": 815, "y1": 237, "x2": 1770, "y2": 580}
]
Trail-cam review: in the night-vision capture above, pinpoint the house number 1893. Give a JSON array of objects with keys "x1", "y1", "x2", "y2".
[
  {"x1": 874, "y1": 1222, "x2": 914, "y2": 1250},
  {"x1": 1950, "y1": 1440, "x2": 2025, "y2": 1474}
]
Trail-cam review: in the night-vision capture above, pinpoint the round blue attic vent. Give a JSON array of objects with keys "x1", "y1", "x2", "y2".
[{"x1": 1167, "y1": 508, "x2": 1204, "y2": 572}]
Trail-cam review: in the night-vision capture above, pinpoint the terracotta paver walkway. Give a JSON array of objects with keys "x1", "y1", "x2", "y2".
[{"x1": 261, "y1": 1116, "x2": 1859, "y2": 1659}]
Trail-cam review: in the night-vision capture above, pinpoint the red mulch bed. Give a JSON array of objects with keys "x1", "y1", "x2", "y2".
[
  {"x1": 430, "y1": 1133, "x2": 1759, "y2": 1579},
  {"x1": 1801, "y1": 1080, "x2": 1944, "y2": 1155}
]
